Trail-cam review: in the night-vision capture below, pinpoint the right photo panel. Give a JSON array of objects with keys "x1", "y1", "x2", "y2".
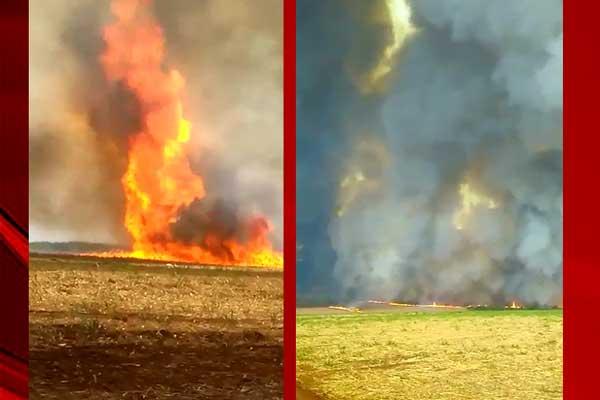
[{"x1": 296, "y1": 0, "x2": 563, "y2": 399}]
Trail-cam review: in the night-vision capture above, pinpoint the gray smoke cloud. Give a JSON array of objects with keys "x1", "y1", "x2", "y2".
[
  {"x1": 29, "y1": 0, "x2": 282, "y2": 249},
  {"x1": 298, "y1": 0, "x2": 562, "y2": 306}
]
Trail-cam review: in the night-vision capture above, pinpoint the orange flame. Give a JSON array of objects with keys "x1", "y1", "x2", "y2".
[
  {"x1": 93, "y1": 0, "x2": 282, "y2": 268},
  {"x1": 367, "y1": 300, "x2": 464, "y2": 309},
  {"x1": 506, "y1": 300, "x2": 523, "y2": 309},
  {"x1": 328, "y1": 306, "x2": 362, "y2": 313}
]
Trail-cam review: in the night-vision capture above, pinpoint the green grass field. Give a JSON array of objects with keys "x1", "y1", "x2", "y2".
[{"x1": 297, "y1": 310, "x2": 562, "y2": 400}]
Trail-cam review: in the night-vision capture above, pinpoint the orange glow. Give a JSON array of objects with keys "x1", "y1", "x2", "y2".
[
  {"x1": 328, "y1": 306, "x2": 362, "y2": 313},
  {"x1": 453, "y1": 182, "x2": 498, "y2": 230},
  {"x1": 369, "y1": 300, "x2": 531, "y2": 310},
  {"x1": 368, "y1": 300, "x2": 464, "y2": 309},
  {"x1": 506, "y1": 300, "x2": 523, "y2": 309},
  {"x1": 92, "y1": 0, "x2": 282, "y2": 268}
]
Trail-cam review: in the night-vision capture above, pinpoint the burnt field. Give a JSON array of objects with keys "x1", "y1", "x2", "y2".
[{"x1": 29, "y1": 254, "x2": 283, "y2": 400}]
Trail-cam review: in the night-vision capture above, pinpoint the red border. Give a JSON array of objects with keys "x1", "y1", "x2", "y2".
[
  {"x1": 0, "y1": 0, "x2": 29, "y2": 399},
  {"x1": 564, "y1": 0, "x2": 598, "y2": 398},
  {"x1": 0, "y1": 353, "x2": 27, "y2": 399},
  {"x1": 283, "y1": 0, "x2": 296, "y2": 398},
  {"x1": 9, "y1": 1, "x2": 589, "y2": 399},
  {"x1": 0, "y1": 210, "x2": 28, "y2": 265},
  {"x1": 0, "y1": 2, "x2": 28, "y2": 229}
]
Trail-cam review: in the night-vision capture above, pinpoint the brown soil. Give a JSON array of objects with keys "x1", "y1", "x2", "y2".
[{"x1": 29, "y1": 255, "x2": 283, "y2": 400}]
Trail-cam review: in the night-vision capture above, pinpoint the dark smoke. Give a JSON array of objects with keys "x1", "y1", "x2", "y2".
[
  {"x1": 297, "y1": 0, "x2": 562, "y2": 306},
  {"x1": 170, "y1": 195, "x2": 272, "y2": 261},
  {"x1": 30, "y1": 0, "x2": 282, "y2": 247},
  {"x1": 171, "y1": 196, "x2": 243, "y2": 261},
  {"x1": 88, "y1": 82, "x2": 143, "y2": 140}
]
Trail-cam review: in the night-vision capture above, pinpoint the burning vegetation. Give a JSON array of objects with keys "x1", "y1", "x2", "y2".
[
  {"x1": 90, "y1": 0, "x2": 282, "y2": 267},
  {"x1": 30, "y1": 0, "x2": 283, "y2": 268}
]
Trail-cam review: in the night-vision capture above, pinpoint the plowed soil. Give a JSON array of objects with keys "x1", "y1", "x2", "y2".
[{"x1": 30, "y1": 255, "x2": 283, "y2": 400}]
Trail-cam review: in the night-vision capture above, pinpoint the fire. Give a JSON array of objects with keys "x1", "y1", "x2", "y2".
[
  {"x1": 91, "y1": 0, "x2": 282, "y2": 268},
  {"x1": 370, "y1": 300, "x2": 528, "y2": 310},
  {"x1": 328, "y1": 306, "x2": 362, "y2": 313},
  {"x1": 336, "y1": 170, "x2": 367, "y2": 217},
  {"x1": 335, "y1": 138, "x2": 390, "y2": 217},
  {"x1": 421, "y1": 302, "x2": 463, "y2": 309},
  {"x1": 506, "y1": 300, "x2": 523, "y2": 309},
  {"x1": 368, "y1": 300, "x2": 464, "y2": 309},
  {"x1": 453, "y1": 182, "x2": 498, "y2": 230},
  {"x1": 362, "y1": 0, "x2": 416, "y2": 93}
]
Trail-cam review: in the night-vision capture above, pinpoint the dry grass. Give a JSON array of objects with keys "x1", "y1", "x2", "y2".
[
  {"x1": 297, "y1": 310, "x2": 562, "y2": 400},
  {"x1": 30, "y1": 255, "x2": 283, "y2": 400}
]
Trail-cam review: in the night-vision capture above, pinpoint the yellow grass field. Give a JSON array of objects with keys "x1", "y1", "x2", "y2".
[{"x1": 297, "y1": 310, "x2": 562, "y2": 400}]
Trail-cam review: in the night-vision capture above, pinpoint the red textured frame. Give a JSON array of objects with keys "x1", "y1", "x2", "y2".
[
  {"x1": 4, "y1": 0, "x2": 592, "y2": 399},
  {"x1": 283, "y1": 0, "x2": 297, "y2": 399},
  {"x1": 563, "y1": 0, "x2": 597, "y2": 398},
  {"x1": 0, "y1": 0, "x2": 28, "y2": 398}
]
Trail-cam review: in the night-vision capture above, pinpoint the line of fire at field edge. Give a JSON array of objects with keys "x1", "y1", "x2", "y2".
[{"x1": 325, "y1": 299, "x2": 562, "y2": 313}]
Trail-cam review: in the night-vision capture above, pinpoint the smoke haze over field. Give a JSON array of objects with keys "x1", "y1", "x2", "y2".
[
  {"x1": 29, "y1": 0, "x2": 283, "y2": 250},
  {"x1": 297, "y1": 0, "x2": 562, "y2": 305}
]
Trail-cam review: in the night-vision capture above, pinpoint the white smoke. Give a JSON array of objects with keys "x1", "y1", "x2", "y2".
[{"x1": 328, "y1": 0, "x2": 562, "y2": 305}]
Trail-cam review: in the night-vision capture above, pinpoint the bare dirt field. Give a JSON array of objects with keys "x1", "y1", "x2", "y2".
[
  {"x1": 29, "y1": 254, "x2": 283, "y2": 400},
  {"x1": 297, "y1": 308, "x2": 562, "y2": 400}
]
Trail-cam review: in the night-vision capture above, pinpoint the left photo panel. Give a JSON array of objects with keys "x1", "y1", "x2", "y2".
[
  {"x1": 29, "y1": 0, "x2": 283, "y2": 398},
  {"x1": 0, "y1": 0, "x2": 28, "y2": 399}
]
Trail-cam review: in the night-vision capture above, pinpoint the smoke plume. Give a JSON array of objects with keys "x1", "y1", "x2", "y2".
[
  {"x1": 297, "y1": 0, "x2": 562, "y2": 305},
  {"x1": 29, "y1": 0, "x2": 282, "y2": 251}
]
